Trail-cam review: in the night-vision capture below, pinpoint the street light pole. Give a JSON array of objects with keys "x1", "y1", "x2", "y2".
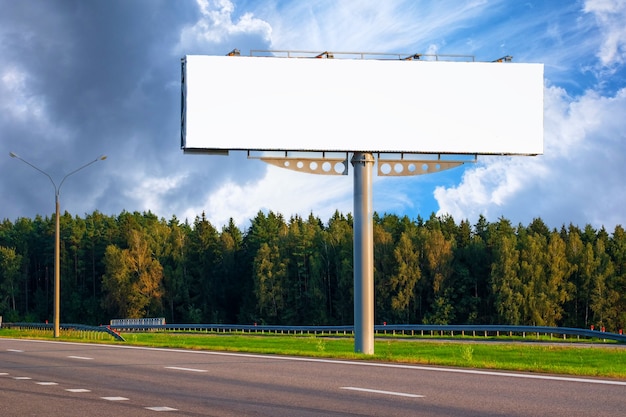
[{"x1": 9, "y1": 152, "x2": 106, "y2": 338}]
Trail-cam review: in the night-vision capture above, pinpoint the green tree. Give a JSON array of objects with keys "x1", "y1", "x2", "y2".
[
  {"x1": 563, "y1": 224, "x2": 585, "y2": 327},
  {"x1": 253, "y1": 242, "x2": 286, "y2": 322},
  {"x1": 217, "y1": 218, "x2": 244, "y2": 323},
  {"x1": 59, "y1": 213, "x2": 90, "y2": 323},
  {"x1": 607, "y1": 225, "x2": 626, "y2": 330},
  {"x1": 490, "y1": 219, "x2": 522, "y2": 324},
  {"x1": 454, "y1": 220, "x2": 491, "y2": 323},
  {"x1": 102, "y1": 244, "x2": 132, "y2": 318},
  {"x1": 590, "y1": 237, "x2": 618, "y2": 330},
  {"x1": 282, "y1": 214, "x2": 326, "y2": 324},
  {"x1": 321, "y1": 211, "x2": 353, "y2": 324},
  {"x1": 14, "y1": 216, "x2": 40, "y2": 318},
  {"x1": 518, "y1": 228, "x2": 571, "y2": 326},
  {"x1": 0, "y1": 246, "x2": 23, "y2": 320},
  {"x1": 186, "y1": 213, "x2": 222, "y2": 322},
  {"x1": 518, "y1": 229, "x2": 548, "y2": 325},
  {"x1": 238, "y1": 211, "x2": 287, "y2": 323},
  {"x1": 389, "y1": 231, "x2": 421, "y2": 322},
  {"x1": 542, "y1": 232, "x2": 571, "y2": 325},
  {"x1": 579, "y1": 241, "x2": 596, "y2": 327},
  {"x1": 374, "y1": 219, "x2": 395, "y2": 323},
  {"x1": 283, "y1": 215, "x2": 310, "y2": 323},
  {"x1": 161, "y1": 216, "x2": 191, "y2": 323},
  {"x1": 422, "y1": 227, "x2": 455, "y2": 324},
  {"x1": 102, "y1": 229, "x2": 164, "y2": 318}
]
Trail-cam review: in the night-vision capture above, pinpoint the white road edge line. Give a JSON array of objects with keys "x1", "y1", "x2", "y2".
[
  {"x1": 67, "y1": 355, "x2": 93, "y2": 360},
  {"x1": 8, "y1": 338, "x2": 626, "y2": 387},
  {"x1": 341, "y1": 386, "x2": 424, "y2": 398},
  {"x1": 165, "y1": 366, "x2": 207, "y2": 373},
  {"x1": 6, "y1": 349, "x2": 24, "y2": 352}
]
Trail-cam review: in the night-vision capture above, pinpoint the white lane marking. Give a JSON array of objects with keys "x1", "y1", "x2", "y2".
[
  {"x1": 66, "y1": 388, "x2": 91, "y2": 393},
  {"x1": 6, "y1": 349, "x2": 24, "y2": 352},
  {"x1": 165, "y1": 366, "x2": 207, "y2": 373},
  {"x1": 68, "y1": 355, "x2": 93, "y2": 360},
  {"x1": 101, "y1": 396, "x2": 129, "y2": 401},
  {"x1": 36, "y1": 382, "x2": 59, "y2": 386},
  {"x1": 341, "y1": 386, "x2": 424, "y2": 398},
  {"x1": 9, "y1": 338, "x2": 626, "y2": 387},
  {"x1": 145, "y1": 406, "x2": 178, "y2": 411},
  {"x1": 0, "y1": 373, "x2": 9, "y2": 376},
  {"x1": 13, "y1": 376, "x2": 31, "y2": 380}
]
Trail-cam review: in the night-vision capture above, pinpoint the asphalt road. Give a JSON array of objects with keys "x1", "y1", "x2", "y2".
[{"x1": 1, "y1": 338, "x2": 625, "y2": 416}]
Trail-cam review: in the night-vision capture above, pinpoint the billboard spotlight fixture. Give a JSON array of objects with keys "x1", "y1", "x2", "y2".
[
  {"x1": 315, "y1": 51, "x2": 334, "y2": 59},
  {"x1": 404, "y1": 53, "x2": 422, "y2": 60},
  {"x1": 493, "y1": 55, "x2": 513, "y2": 63}
]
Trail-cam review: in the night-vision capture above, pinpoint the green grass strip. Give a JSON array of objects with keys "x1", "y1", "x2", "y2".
[{"x1": 2, "y1": 329, "x2": 625, "y2": 379}]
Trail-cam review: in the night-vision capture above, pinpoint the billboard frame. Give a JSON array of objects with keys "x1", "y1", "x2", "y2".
[{"x1": 181, "y1": 51, "x2": 543, "y2": 157}]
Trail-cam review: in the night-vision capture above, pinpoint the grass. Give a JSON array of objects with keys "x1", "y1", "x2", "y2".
[{"x1": 2, "y1": 328, "x2": 625, "y2": 379}]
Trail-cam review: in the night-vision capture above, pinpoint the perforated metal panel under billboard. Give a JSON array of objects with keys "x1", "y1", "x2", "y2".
[{"x1": 181, "y1": 55, "x2": 543, "y2": 155}]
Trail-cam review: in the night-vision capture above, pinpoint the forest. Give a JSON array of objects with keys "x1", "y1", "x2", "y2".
[{"x1": 0, "y1": 210, "x2": 624, "y2": 332}]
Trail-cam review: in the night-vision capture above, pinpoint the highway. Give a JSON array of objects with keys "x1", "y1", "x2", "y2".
[{"x1": 1, "y1": 338, "x2": 625, "y2": 416}]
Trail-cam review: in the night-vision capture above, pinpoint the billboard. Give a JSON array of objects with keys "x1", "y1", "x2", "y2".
[{"x1": 181, "y1": 55, "x2": 543, "y2": 155}]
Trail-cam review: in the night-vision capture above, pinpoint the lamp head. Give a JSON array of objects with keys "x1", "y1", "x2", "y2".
[
  {"x1": 99, "y1": 155, "x2": 107, "y2": 161},
  {"x1": 9, "y1": 152, "x2": 18, "y2": 158}
]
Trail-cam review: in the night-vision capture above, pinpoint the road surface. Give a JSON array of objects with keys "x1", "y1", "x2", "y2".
[{"x1": 1, "y1": 338, "x2": 625, "y2": 416}]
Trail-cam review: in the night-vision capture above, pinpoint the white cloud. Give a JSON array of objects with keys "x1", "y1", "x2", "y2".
[
  {"x1": 434, "y1": 85, "x2": 626, "y2": 230},
  {"x1": 0, "y1": 66, "x2": 71, "y2": 149},
  {"x1": 1, "y1": 67, "x2": 39, "y2": 120},
  {"x1": 125, "y1": 174, "x2": 188, "y2": 215},
  {"x1": 186, "y1": 164, "x2": 353, "y2": 228},
  {"x1": 584, "y1": 0, "x2": 626, "y2": 66},
  {"x1": 177, "y1": 0, "x2": 271, "y2": 50}
]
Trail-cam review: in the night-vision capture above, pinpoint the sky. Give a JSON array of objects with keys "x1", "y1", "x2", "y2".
[{"x1": 1, "y1": 0, "x2": 625, "y2": 233}]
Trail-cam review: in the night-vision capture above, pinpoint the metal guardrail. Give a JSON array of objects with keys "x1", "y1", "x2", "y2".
[
  {"x1": 106, "y1": 323, "x2": 626, "y2": 343},
  {"x1": 4, "y1": 322, "x2": 624, "y2": 343},
  {"x1": 3, "y1": 322, "x2": 125, "y2": 341},
  {"x1": 378, "y1": 324, "x2": 626, "y2": 343}
]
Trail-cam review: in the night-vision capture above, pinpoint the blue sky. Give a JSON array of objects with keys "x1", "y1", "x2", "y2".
[{"x1": 2, "y1": 0, "x2": 625, "y2": 232}]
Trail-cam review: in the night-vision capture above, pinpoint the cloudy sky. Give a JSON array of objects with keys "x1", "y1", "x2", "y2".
[{"x1": 2, "y1": 0, "x2": 625, "y2": 232}]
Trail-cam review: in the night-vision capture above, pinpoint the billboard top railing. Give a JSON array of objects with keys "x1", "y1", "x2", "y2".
[{"x1": 245, "y1": 49, "x2": 477, "y2": 62}]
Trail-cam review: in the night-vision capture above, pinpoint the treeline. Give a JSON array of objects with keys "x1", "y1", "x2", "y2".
[{"x1": 0, "y1": 210, "x2": 624, "y2": 331}]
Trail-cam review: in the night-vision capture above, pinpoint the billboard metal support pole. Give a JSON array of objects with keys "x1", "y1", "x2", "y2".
[{"x1": 352, "y1": 152, "x2": 375, "y2": 354}]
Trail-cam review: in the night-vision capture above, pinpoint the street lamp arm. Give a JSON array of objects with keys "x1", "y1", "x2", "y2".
[
  {"x1": 58, "y1": 155, "x2": 107, "y2": 194},
  {"x1": 9, "y1": 152, "x2": 58, "y2": 193},
  {"x1": 10, "y1": 152, "x2": 107, "y2": 197}
]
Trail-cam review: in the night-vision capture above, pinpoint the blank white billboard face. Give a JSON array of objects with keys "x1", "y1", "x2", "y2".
[{"x1": 181, "y1": 55, "x2": 543, "y2": 155}]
